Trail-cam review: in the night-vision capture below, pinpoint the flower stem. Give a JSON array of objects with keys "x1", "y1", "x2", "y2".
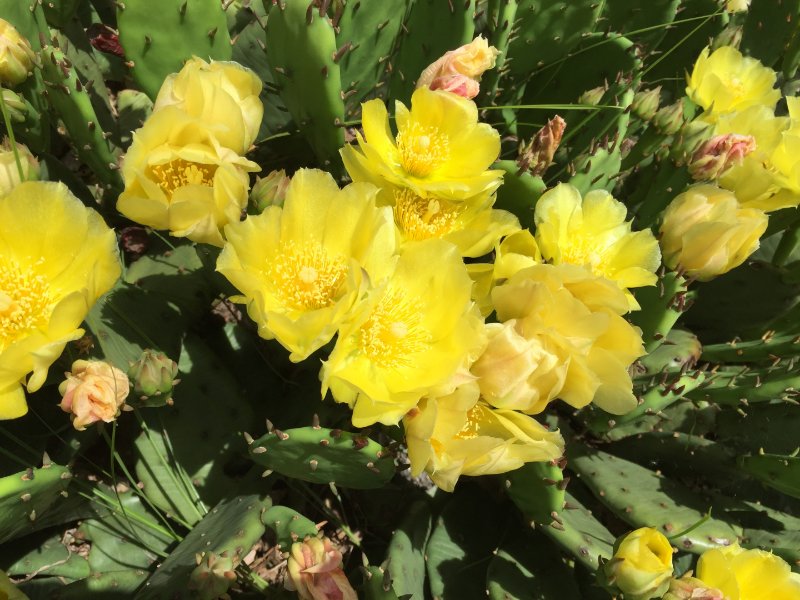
[{"x1": 0, "y1": 84, "x2": 25, "y2": 181}]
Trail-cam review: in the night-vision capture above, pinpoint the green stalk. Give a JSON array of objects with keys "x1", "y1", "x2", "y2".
[{"x1": 0, "y1": 84, "x2": 25, "y2": 181}]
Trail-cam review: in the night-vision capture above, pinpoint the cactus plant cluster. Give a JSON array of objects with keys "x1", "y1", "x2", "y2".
[{"x1": 0, "y1": 0, "x2": 799, "y2": 598}]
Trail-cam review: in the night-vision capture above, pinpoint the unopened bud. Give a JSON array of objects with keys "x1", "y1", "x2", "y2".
[
  {"x1": 671, "y1": 119, "x2": 713, "y2": 164},
  {"x1": 517, "y1": 115, "x2": 566, "y2": 177},
  {"x1": 689, "y1": 133, "x2": 755, "y2": 181},
  {"x1": 712, "y1": 24, "x2": 743, "y2": 50},
  {"x1": 251, "y1": 169, "x2": 290, "y2": 212},
  {"x1": 0, "y1": 18, "x2": 35, "y2": 86},
  {"x1": 632, "y1": 87, "x2": 661, "y2": 121},
  {"x1": 128, "y1": 349, "x2": 180, "y2": 407},
  {"x1": 0, "y1": 137, "x2": 39, "y2": 197},
  {"x1": 653, "y1": 100, "x2": 685, "y2": 135},
  {"x1": 579, "y1": 85, "x2": 606, "y2": 106},
  {"x1": 1, "y1": 89, "x2": 26, "y2": 122}
]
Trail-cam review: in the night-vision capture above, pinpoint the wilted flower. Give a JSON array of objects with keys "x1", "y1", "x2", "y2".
[
  {"x1": 118, "y1": 106, "x2": 259, "y2": 246},
  {"x1": 59, "y1": 360, "x2": 130, "y2": 431},
  {"x1": 404, "y1": 381, "x2": 564, "y2": 492},
  {"x1": 154, "y1": 57, "x2": 263, "y2": 155},
  {"x1": 632, "y1": 87, "x2": 661, "y2": 122},
  {"x1": 687, "y1": 46, "x2": 780, "y2": 120},
  {"x1": 696, "y1": 543, "x2": 800, "y2": 599},
  {"x1": 322, "y1": 239, "x2": 485, "y2": 427},
  {"x1": 341, "y1": 86, "x2": 504, "y2": 202},
  {"x1": 534, "y1": 183, "x2": 661, "y2": 309},
  {"x1": 218, "y1": 169, "x2": 396, "y2": 362},
  {"x1": 518, "y1": 116, "x2": 566, "y2": 177},
  {"x1": 663, "y1": 574, "x2": 724, "y2": 600},
  {"x1": 603, "y1": 527, "x2": 674, "y2": 600},
  {"x1": 416, "y1": 36, "x2": 499, "y2": 99},
  {"x1": 285, "y1": 537, "x2": 357, "y2": 600},
  {"x1": 250, "y1": 169, "x2": 290, "y2": 212},
  {"x1": 689, "y1": 133, "x2": 756, "y2": 181},
  {"x1": 128, "y1": 349, "x2": 179, "y2": 406},
  {"x1": 0, "y1": 182, "x2": 121, "y2": 420},
  {"x1": 0, "y1": 18, "x2": 35, "y2": 86},
  {"x1": 0, "y1": 137, "x2": 38, "y2": 196},
  {"x1": 660, "y1": 184, "x2": 767, "y2": 281}
]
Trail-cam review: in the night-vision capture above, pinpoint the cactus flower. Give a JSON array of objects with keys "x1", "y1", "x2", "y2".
[
  {"x1": 491, "y1": 264, "x2": 645, "y2": 415},
  {"x1": 118, "y1": 106, "x2": 259, "y2": 246},
  {"x1": 687, "y1": 46, "x2": 779, "y2": 121},
  {"x1": 696, "y1": 543, "x2": 800, "y2": 599},
  {"x1": 415, "y1": 35, "x2": 500, "y2": 99},
  {"x1": 0, "y1": 182, "x2": 121, "y2": 420},
  {"x1": 689, "y1": 133, "x2": 756, "y2": 181},
  {"x1": 0, "y1": 19, "x2": 35, "y2": 86},
  {"x1": 341, "y1": 86, "x2": 504, "y2": 202},
  {"x1": 250, "y1": 169, "x2": 291, "y2": 212},
  {"x1": 660, "y1": 184, "x2": 767, "y2": 281},
  {"x1": 154, "y1": 57, "x2": 263, "y2": 155},
  {"x1": 403, "y1": 381, "x2": 564, "y2": 492},
  {"x1": 285, "y1": 537, "x2": 357, "y2": 600},
  {"x1": 725, "y1": 0, "x2": 750, "y2": 12},
  {"x1": 59, "y1": 360, "x2": 130, "y2": 431},
  {"x1": 128, "y1": 349, "x2": 179, "y2": 406},
  {"x1": 218, "y1": 169, "x2": 397, "y2": 362},
  {"x1": 603, "y1": 527, "x2": 674, "y2": 600},
  {"x1": 663, "y1": 575, "x2": 724, "y2": 600},
  {"x1": 0, "y1": 137, "x2": 39, "y2": 196},
  {"x1": 321, "y1": 239, "x2": 485, "y2": 427},
  {"x1": 533, "y1": 183, "x2": 661, "y2": 309}
]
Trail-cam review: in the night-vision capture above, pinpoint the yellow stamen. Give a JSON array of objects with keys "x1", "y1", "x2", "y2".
[
  {"x1": 393, "y1": 188, "x2": 461, "y2": 240},
  {"x1": 268, "y1": 243, "x2": 348, "y2": 311},
  {"x1": 395, "y1": 122, "x2": 450, "y2": 177},
  {"x1": 0, "y1": 259, "x2": 51, "y2": 351},
  {"x1": 360, "y1": 288, "x2": 430, "y2": 368},
  {"x1": 149, "y1": 159, "x2": 217, "y2": 199},
  {"x1": 456, "y1": 404, "x2": 487, "y2": 440}
]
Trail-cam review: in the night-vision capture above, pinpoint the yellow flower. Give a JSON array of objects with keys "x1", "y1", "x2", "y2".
[
  {"x1": 534, "y1": 183, "x2": 661, "y2": 310},
  {"x1": 604, "y1": 528, "x2": 674, "y2": 600},
  {"x1": 285, "y1": 537, "x2": 357, "y2": 600},
  {"x1": 341, "y1": 86, "x2": 504, "y2": 202},
  {"x1": 726, "y1": 0, "x2": 750, "y2": 12},
  {"x1": 491, "y1": 263, "x2": 644, "y2": 415},
  {"x1": 660, "y1": 184, "x2": 767, "y2": 281},
  {"x1": 217, "y1": 169, "x2": 396, "y2": 362},
  {"x1": 0, "y1": 18, "x2": 35, "y2": 86},
  {"x1": 687, "y1": 46, "x2": 780, "y2": 121},
  {"x1": 118, "y1": 106, "x2": 260, "y2": 246},
  {"x1": 696, "y1": 543, "x2": 800, "y2": 600},
  {"x1": 404, "y1": 381, "x2": 564, "y2": 492},
  {"x1": 768, "y1": 97, "x2": 800, "y2": 209},
  {"x1": 468, "y1": 229, "x2": 541, "y2": 316},
  {"x1": 416, "y1": 35, "x2": 500, "y2": 99},
  {"x1": 321, "y1": 239, "x2": 485, "y2": 428},
  {"x1": 0, "y1": 137, "x2": 39, "y2": 196},
  {"x1": 154, "y1": 57, "x2": 263, "y2": 155},
  {"x1": 0, "y1": 569, "x2": 27, "y2": 600},
  {"x1": 381, "y1": 185, "x2": 519, "y2": 257},
  {"x1": 59, "y1": 360, "x2": 130, "y2": 431},
  {"x1": 0, "y1": 182, "x2": 121, "y2": 419}
]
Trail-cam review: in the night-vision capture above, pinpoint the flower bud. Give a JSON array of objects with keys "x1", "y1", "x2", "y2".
[
  {"x1": 250, "y1": 169, "x2": 290, "y2": 212},
  {"x1": 602, "y1": 527, "x2": 674, "y2": 600},
  {"x1": 128, "y1": 349, "x2": 179, "y2": 407},
  {"x1": 416, "y1": 36, "x2": 500, "y2": 99},
  {"x1": 59, "y1": 360, "x2": 130, "y2": 431},
  {"x1": 725, "y1": 0, "x2": 750, "y2": 13},
  {"x1": 632, "y1": 87, "x2": 661, "y2": 121},
  {"x1": 517, "y1": 115, "x2": 566, "y2": 177},
  {"x1": 0, "y1": 18, "x2": 35, "y2": 86},
  {"x1": 653, "y1": 100, "x2": 685, "y2": 135},
  {"x1": 671, "y1": 119, "x2": 713, "y2": 165},
  {"x1": 188, "y1": 552, "x2": 238, "y2": 600},
  {"x1": 285, "y1": 537, "x2": 357, "y2": 600},
  {"x1": 578, "y1": 85, "x2": 606, "y2": 106},
  {"x1": 0, "y1": 137, "x2": 39, "y2": 196},
  {"x1": 660, "y1": 184, "x2": 767, "y2": 281},
  {"x1": 712, "y1": 24, "x2": 742, "y2": 51},
  {"x1": 688, "y1": 133, "x2": 756, "y2": 181},
  {"x1": 662, "y1": 575, "x2": 724, "y2": 600},
  {"x1": 1, "y1": 89, "x2": 27, "y2": 122}
]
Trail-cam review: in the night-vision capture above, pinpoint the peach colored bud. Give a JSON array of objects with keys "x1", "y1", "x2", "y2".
[
  {"x1": 518, "y1": 115, "x2": 566, "y2": 177},
  {"x1": 285, "y1": 537, "x2": 357, "y2": 600},
  {"x1": 688, "y1": 133, "x2": 756, "y2": 181},
  {"x1": 416, "y1": 36, "x2": 500, "y2": 99},
  {"x1": 663, "y1": 574, "x2": 724, "y2": 600},
  {"x1": 58, "y1": 360, "x2": 130, "y2": 431}
]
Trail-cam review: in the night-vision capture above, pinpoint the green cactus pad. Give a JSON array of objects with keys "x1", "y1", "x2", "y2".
[
  {"x1": 740, "y1": 452, "x2": 800, "y2": 500},
  {"x1": 56, "y1": 570, "x2": 149, "y2": 598},
  {"x1": 261, "y1": 504, "x2": 319, "y2": 549},
  {"x1": 247, "y1": 425, "x2": 394, "y2": 489},
  {"x1": 493, "y1": 160, "x2": 547, "y2": 223},
  {"x1": 384, "y1": 500, "x2": 431, "y2": 600},
  {"x1": 117, "y1": 0, "x2": 231, "y2": 100},
  {"x1": 741, "y1": 0, "x2": 800, "y2": 70},
  {"x1": 0, "y1": 463, "x2": 71, "y2": 544},
  {"x1": 505, "y1": 460, "x2": 566, "y2": 526}
]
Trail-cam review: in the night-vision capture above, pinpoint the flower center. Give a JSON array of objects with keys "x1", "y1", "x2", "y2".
[
  {"x1": 0, "y1": 259, "x2": 51, "y2": 351},
  {"x1": 359, "y1": 288, "x2": 430, "y2": 368},
  {"x1": 456, "y1": 404, "x2": 487, "y2": 440},
  {"x1": 268, "y1": 243, "x2": 348, "y2": 311},
  {"x1": 393, "y1": 188, "x2": 461, "y2": 240},
  {"x1": 149, "y1": 159, "x2": 217, "y2": 199},
  {"x1": 396, "y1": 122, "x2": 450, "y2": 177}
]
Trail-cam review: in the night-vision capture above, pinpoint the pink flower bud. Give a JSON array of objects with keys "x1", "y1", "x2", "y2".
[
  {"x1": 285, "y1": 537, "x2": 357, "y2": 600},
  {"x1": 58, "y1": 360, "x2": 130, "y2": 431},
  {"x1": 689, "y1": 133, "x2": 756, "y2": 181},
  {"x1": 416, "y1": 36, "x2": 500, "y2": 99}
]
